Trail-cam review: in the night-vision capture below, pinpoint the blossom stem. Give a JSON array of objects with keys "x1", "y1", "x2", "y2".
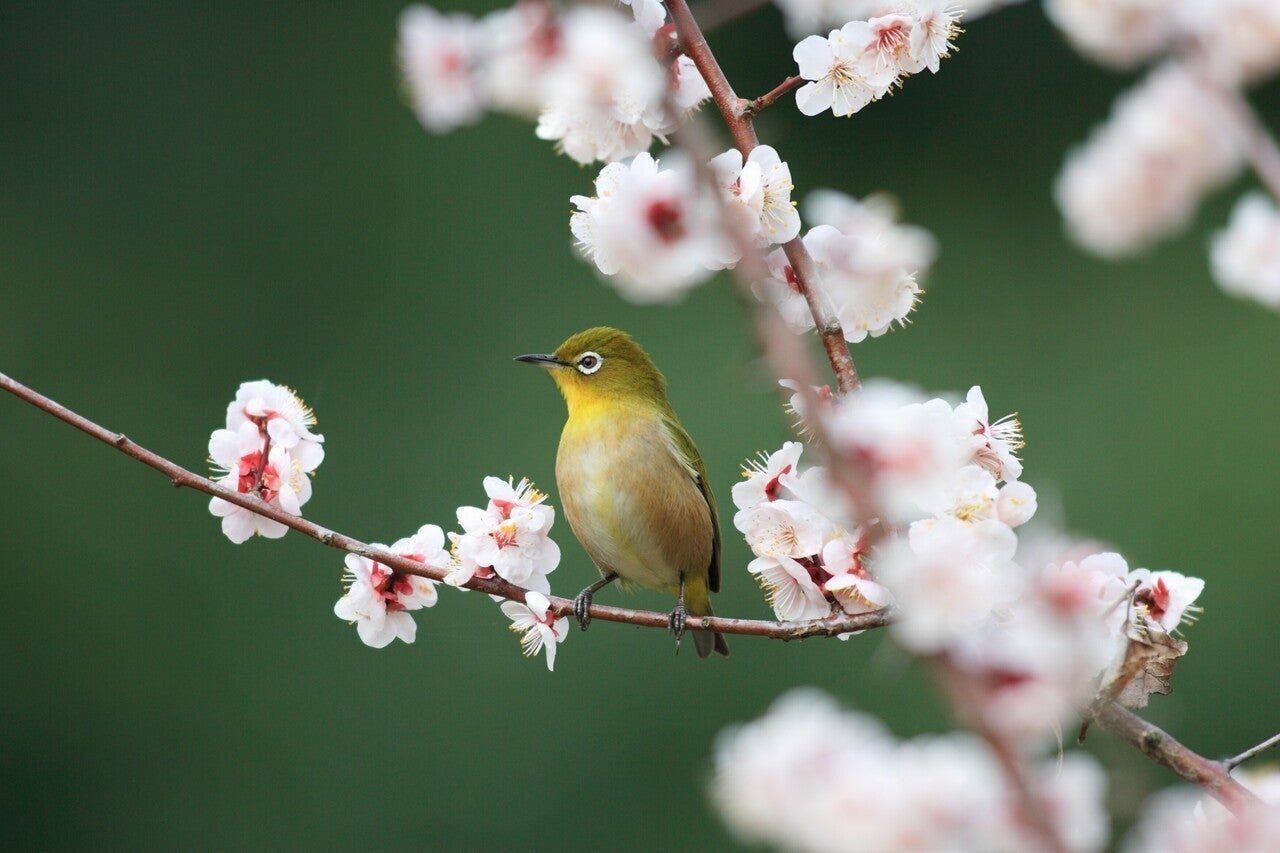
[
  {"x1": 1219, "y1": 85, "x2": 1280, "y2": 205},
  {"x1": 1225, "y1": 732, "x2": 1280, "y2": 771},
  {"x1": 743, "y1": 75, "x2": 804, "y2": 117},
  {"x1": 664, "y1": 0, "x2": 861, "y2": 393},
  {"x1": 0, "y1": 370, "x2": 888, "y2": 641}
]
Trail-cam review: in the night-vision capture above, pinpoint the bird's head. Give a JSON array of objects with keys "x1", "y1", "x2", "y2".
[{"x1": 515, "y1": 326, "x2": 667, "y2": 412}]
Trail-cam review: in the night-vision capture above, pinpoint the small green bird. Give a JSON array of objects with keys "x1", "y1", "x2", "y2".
[{"x1": 516, "y1": 327, "x2": 729, "y2": 658}]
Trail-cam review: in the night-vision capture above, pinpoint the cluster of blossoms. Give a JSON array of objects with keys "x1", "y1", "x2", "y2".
[
  {"x1": 746, "y1": 378, "x2": 1206, "y2": 748},
  {"x1": 207, "y1": 380, "x2": 324, "y2": 543},
  {"x1": 791, "y1": 1, "x2": 962, "y2": 118},
  {"x1": 713, "y1": 689, "x2": 1110, "y2": 852},
  {"x1": 332, "y1": 476, "x2": 569, "y2": 668},
  {"x1": 1047, "y1": 0, "x2": 1280, "y2": 311},
  {"x1": 398, "y1": 2, "x2": 711, "y2": 164}
]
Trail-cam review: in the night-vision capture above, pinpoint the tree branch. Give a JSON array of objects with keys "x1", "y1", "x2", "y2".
[
  {"x1": 0, "y1": 371, "x2": 889, "y2": 641},
  {"x1": 666, "y1": 0, "x2": 861, "y2": 393},
  {"x1": 1225, "y1": 732, "x2": 1280, "y2": 771},
  {"x1": 4, "y1": 369, "x2": 1264, "y2": 813},
  {"x1": 1095, "y1": 703, "x2": 1259, "y2": 814}
]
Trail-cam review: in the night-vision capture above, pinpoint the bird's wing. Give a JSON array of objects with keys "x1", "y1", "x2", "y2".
[{"x1": 662, "y1": 413, "x2": 721, "y2": 594}]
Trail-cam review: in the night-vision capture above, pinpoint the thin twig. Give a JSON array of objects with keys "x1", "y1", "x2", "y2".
[
  {"x1": 665, "y1": 0, "x2": 861, "y2": 393},
  {"x1": 744, "y1": 75, "x2": 803, "y2": 117},
  {"x1": 1225, "y1": 732, "x2": 1280, "y2": 771},
  {"x1": 0, "y1": 371, "x2": 890, "y2": 641}
]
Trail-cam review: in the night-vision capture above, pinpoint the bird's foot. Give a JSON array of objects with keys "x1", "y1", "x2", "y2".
[
  {"x1": 573, "y1": 588, "x2": 594, "y2": 632},
  {"x1": 669, "y1": 600, "x2": 688, "y2": 653}
]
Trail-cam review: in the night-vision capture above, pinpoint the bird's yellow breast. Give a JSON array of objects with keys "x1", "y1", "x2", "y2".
[{"x1": 555, "y1": 399, "x2": 713, "y2": 595}]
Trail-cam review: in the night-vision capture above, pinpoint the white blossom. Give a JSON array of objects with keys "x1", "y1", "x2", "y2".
[
  {"x1": 224, "y1": 379, "x2": 325, "y2": 473},
  {"x1": 732, "y1": 442, "x2": 806, "y2": 509},
  {"x1": 708, "y1": 145, "x2": 801, "y2": 251},
  {"x1": 398, "y1": 5, "x2": 485, "y2": 134},
  {"x1": 1124, "y1": 777, "x2": 1280, "y2": 852},
  {"x1": 1128, "y1": 569, "x2": 1204, "y2": 634},
  {"x1": 447, "y1": 476, "x2": 560, "y2": 588},
  {"x1": 333, "y1": 525, "x2": 447, "y2": 648},
  {"x1": 500, "y1": 591, "x2": 569, "y2": 670},
  {"x1": 1211, "y1": 193, "x2": 1280, "y2": 310},
  {"x1": 570, "y1": 152, "x2": 730, "y2": 301},
  {"x1": 1055, "y1": 63, "x2": 1245, "y2": 258},
  {"x1": 805, "y1": 189, "x2": 938, "y2": 279},
  {"x1": 793, "y1": 22, "x2": 896, "y2": 117},
  {"x1": 906, "y1": 0, "x2": 962, "y2": 73},
  {"x1": 954, "y1": 385, "x2": 1024, "y2": 481}
]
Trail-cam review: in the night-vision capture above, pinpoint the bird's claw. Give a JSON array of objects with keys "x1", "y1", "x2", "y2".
[
  {"x1": 573, "y1": 589, "x2": 593, "y2": 631},
  {"x1": 669, "y1": 600, "x2": 687, "y2": 652}
]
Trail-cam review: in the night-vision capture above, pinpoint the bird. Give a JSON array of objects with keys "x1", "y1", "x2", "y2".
[{"x1": 515, "y1": 327, "x2": 729, "y2": 658}]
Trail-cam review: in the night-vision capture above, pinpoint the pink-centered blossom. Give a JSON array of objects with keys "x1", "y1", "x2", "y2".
[
  {"x1": 570, "y1": 152, "x2": 730, "y2": 301},
  {"x1": 333, "y1": 524, "x2": 447, "y2": 648},
  {"x1": 208, "y1": 421, "x2": 313, "y2": 543},
  {"x1": 709, "y1": 145, "x2": 801, "y2": 250}
]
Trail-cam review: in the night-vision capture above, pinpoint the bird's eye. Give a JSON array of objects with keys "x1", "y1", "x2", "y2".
[{"x1": 576, "y1": 352, "x2": 603, "y2": 375}]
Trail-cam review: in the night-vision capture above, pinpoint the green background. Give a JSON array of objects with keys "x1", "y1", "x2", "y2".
[{"x1": 2, "y1": 1, "x2": 1278, "y2": 848}]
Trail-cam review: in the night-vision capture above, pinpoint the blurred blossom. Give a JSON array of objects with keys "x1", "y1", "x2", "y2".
[
  {"x1": 570, "y1": 152, "x2": 731, "y2": 301},
  {"x1": 1211, "y1": 193, "x2": 1280, "y2": 310},
  {"x1": 398, "y1": 5, "x2": 485, "y2": 133},
  {"x1": 333, "y1": 525, "x2": 446, "y2": 648},
  {"x1": 447, "y1": 476, "x2": 560, "y2": 590},
  {"x1": 1055, "y1": 63, "x2": 1245, "y2": 257},
  {"x1": 877, "y1": 516, "x2": 1022, "y2": 652},
  {"x1": 500, "y1": 591, "x2": 569, "y2": 670},
  {"x1": 1177, "y1": 0, "x2": 1280, "y2": 85},
  {"x1": 534, "y1": 7, "x2": 664, "y2": 164},
  {"x1": 1124, "y1": 770, "x2": 1280, "y2": 852},
  {"x1": 712, "y1": 689, "x2": 1110, "y2": 852},
  {"x1": 805, "y1": 189, "x2": 938, "y2": 279},
  {"x1": 823, "y1": 381, "x2": 972, "y2": 520},
  {"x1": 477, "y1": 2, "x2": 561, "y2": 118},
  {"x1": 1045, "y1": 0, "x2": 1173, "y2": 69}
]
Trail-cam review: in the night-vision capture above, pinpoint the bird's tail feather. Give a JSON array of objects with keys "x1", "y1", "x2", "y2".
[{"x1": 691, "y1": 599, "x2": 729, "y2": 659}]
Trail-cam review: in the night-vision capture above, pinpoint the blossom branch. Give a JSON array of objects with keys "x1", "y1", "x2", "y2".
[
  {"x1": 665, "y1": 0, "x2": 861, "y2": 393},
  {"x1": 0, "y1": 371, "x2": 890, "y2": 642},
  {"x1": 1225, "y1": 732, "x2": 1280, "y2": 771}
]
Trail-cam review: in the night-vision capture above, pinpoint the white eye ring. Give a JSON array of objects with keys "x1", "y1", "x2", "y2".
[{"x1": 576, "y1": 351, "x2": 603, "y2": 375}]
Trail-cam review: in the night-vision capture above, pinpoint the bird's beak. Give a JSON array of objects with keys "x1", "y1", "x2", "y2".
[{"x1": 514, "y1": 353, "x2": 569, "y2": 368}]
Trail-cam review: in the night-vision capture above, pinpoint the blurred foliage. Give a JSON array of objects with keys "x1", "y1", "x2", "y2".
[{"x1": 2, "y1": 1, "x2": 1279, "y2": 848}]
